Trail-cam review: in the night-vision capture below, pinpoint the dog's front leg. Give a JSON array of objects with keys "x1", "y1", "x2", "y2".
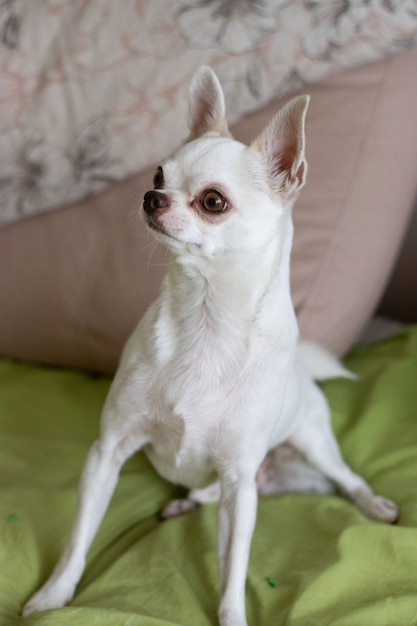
[
  {"x1": 217, "y1": 473, "x2": 258, "y2": 626},
  {"x1": 22, "y1": 432, "x2": 146, "y2": 617}
]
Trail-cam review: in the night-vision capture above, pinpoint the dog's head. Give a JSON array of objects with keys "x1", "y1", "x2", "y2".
[{"x1": 143, "y1": 66, "x2": 309, "y2": 260}]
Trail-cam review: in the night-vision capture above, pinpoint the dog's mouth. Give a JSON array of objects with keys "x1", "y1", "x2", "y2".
[
  {"x1": 144, "y1": 213, "x2": 177, "y2": 243},
  {"x1": 143, "y1": 211, "x2": 203, "y2": 252}
]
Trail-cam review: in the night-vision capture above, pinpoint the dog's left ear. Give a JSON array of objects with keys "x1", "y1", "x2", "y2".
[
  {"x1": 187, "y1": 66, "x2": 230, "y2": 140},
  {"x1": 251, "y1": 95, "x2": 310, "y2": 196}
]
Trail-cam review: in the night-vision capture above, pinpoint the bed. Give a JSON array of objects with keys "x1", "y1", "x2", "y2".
[{"x1": 1, "y1": 325, "x2": 416, "y2": 624}]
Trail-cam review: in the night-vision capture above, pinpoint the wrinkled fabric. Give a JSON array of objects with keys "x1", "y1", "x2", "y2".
[{"x1": 1, "y1": 327, "x2": 417, "y2": 624}]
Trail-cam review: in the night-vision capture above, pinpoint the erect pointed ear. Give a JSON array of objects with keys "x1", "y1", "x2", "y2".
[
  {"x1": 187, "y1": 66, "x2": 230, "y2": 141},
  {"x1": 251, "y1": 95, "x2": 310, "y2": 195}
]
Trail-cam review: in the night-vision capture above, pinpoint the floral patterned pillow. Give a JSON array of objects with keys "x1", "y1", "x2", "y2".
[{"x1": 0, "y1": 0, "x2": 416, "y2": 225}]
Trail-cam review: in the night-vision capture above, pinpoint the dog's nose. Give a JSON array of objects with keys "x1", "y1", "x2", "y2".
[{"x1": 143, "y1": 190, "x2": 170, "y2": 216}]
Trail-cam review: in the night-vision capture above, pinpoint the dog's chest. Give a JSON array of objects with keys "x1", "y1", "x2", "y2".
[
  {"x1": 141, "y1": 335, "x2": 296, "y2": 489},
  {"x1": 144, "y1": 415, "x2": 217, "y2": 489},
  {"x1": 120, "y1": 284, "x2": 299, "y2": 488},
  {"x1": 142, "y1": 349, "x2": 238, "y2": 488}
]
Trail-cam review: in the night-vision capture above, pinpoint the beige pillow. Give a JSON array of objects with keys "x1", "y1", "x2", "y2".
[{"x1": 0, "y1": 46, "x2": 417, "y2": 372}]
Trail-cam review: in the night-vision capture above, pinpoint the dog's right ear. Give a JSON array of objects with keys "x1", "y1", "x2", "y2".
[{"x1": 187, "y1": 66, "x2": 230, "y2": 141}]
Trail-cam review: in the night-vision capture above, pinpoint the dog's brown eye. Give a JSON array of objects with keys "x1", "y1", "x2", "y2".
[
  {"x1": 153, "y1": 167, "x2": 164, "y2": 189},
  {"x1": 201, "y1": 190, "x2": 227, "y2": 213}
]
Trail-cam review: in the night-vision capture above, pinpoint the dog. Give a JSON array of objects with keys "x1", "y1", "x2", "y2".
[{"x1": 23, "y1": 66, "x2": 398, "y2": 626}]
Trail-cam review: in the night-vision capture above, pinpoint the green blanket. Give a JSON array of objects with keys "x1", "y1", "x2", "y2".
[{"x1": 1, "y1": 327, "x2": 417, "y2": 625}]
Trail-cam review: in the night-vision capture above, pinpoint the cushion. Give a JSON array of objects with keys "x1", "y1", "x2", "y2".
[
  {"x1": 2, "y1": 326, "x2": 417, "y2": 623},
  {"x1": 1, "y1": 46, "x2": 417, "y2": 371},
  {"x1": 379, "y1": 203, "x2": 417, "y2": 324},
  {"x1": 0, "y1": 1, "x2": 416, "y2": 226}
]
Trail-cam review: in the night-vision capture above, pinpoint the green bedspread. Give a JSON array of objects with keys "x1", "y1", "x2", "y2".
[{"x1": 1, "y1": 327, "x2": 417, "y2": 625}]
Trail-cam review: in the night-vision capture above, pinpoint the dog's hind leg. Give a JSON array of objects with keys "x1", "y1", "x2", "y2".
[
  {"x1": 288, "y1": 385, "x2": 398, "y2": 523},
  {"x1": 160, "y1": 481, "x2": 221, "y2": 519},
  {"x1": 161, "y1": 443, "x2": 336, "y2": 521},
  {"x1": 256, "y1": 443, "x2": 334, "y2": 495},
  {"x1": 22, "y1": 431, "x2": 148, "y2": 616}
]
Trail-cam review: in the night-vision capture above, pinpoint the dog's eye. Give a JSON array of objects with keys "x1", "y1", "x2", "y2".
[
  {"x1": 153, "y1": 167, "x2": 164, "y2": 189},
  {"x1": 201, "y1": 190, "x2": 227, "y2": 213}
]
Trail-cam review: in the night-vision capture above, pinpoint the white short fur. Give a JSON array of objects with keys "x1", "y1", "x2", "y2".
[{"x1": 23, "y1": 67, "x2": 398, "y2": 626}]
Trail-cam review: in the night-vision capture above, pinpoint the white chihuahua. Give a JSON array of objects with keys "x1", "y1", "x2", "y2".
[{"x1": 23, "y1": 67, "x2": 398, "y2": 626}]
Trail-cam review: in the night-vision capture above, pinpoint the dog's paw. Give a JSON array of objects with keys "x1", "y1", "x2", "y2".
[
  {"x1": 160, "y1": 498, "x2": 199, "y2": 519},
  {"x1": 22, "y1": 582, "x2": 74, "y2": 617},
  {"x1": 219, "y1": 601, "x2": 248, "y2": 626},
  {"x1": 360, "y1": 495, "x2": 399, "y2": 524}
]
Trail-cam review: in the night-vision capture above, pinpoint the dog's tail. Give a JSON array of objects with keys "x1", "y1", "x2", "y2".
[{"x1": 297, "y1": 340, "x2": 357, "y2": 381}]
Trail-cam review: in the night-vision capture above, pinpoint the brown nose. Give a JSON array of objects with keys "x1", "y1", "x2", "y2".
[{"x1": 143, "y1": 190, "x2": 170, "y2": 216}]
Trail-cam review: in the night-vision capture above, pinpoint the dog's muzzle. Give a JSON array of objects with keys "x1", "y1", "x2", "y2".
[{"x1": 143, "y1": 190, "x2": 172, "y2": 237}]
